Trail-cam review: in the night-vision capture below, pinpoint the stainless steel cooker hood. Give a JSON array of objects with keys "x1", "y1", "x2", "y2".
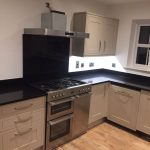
[{"x1": 24, "y1": 28, "x2": 89, "y2": 38}]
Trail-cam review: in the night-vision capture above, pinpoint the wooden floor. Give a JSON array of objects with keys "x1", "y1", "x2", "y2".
[{"x1": 56, "y1": 123, "x2": 150, "y2": 150}]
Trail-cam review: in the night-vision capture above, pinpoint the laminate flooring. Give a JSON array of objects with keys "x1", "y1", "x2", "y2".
[{"x1": 56, "y1": 122, "x2": 150, "y2": 150}]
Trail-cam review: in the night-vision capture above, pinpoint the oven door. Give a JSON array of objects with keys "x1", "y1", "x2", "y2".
[
  {"x1": 46, "y1": 114, "x2": 73, "y2": 150},
  {"x1": 47, "y1": 96, "x2": 75, "y2": 120}
]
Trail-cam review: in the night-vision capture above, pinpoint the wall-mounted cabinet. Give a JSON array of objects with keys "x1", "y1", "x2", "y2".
[{"x1": 72, "y1": 12, "x2": 119, "y2": 57}]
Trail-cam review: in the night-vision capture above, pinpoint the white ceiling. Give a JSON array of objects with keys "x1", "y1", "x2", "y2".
[{"x1": 96, "y1": 0, "x2": 149, "y2": 5}]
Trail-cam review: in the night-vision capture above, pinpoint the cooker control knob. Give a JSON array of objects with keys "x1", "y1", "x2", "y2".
[{"x1": 52, "y1": 95, "x2": 55, "y2": 99}]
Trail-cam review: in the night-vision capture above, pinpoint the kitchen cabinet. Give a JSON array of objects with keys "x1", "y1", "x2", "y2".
[
  {"x1": 89, "y1": 83, "x2": 108, "y2": 124},
  {"x1": 0, "y1": 96, "x2": 46, "y2": 150},
  {"x1": 137, "y1": 90, "x2": 150, "y2": 135},
  {"x1": 107, "y1": 85, "x2": 140, "y2": 130},
  {"x1": 72, "y1": 12, "x2": 119, "y2": 56}
]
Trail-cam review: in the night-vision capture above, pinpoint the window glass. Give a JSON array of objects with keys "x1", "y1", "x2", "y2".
[
  {"x1": 136, "y1": 47, "x2": 148, "y2": 65},
  {"x1": 138, "y1": 26, "x2": 150, "y2": 44}
]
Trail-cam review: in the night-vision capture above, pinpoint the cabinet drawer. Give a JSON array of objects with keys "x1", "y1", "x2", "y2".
[
  {"x1": 1, "y1": 108, "x2": 45, "y2": 132},
  {"x1": 1, "y1": 97, "x2": 45, "y2": 117},
  {"x1": 2, "y1": 123, "x2": 44, "y2": 150},
  {"x1": 111, "y1": 85, "x2": 139, "y2": 97}
]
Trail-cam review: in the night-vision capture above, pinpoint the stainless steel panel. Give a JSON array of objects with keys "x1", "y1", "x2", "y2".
[
  {"x1": 46, "y1": 114, "x2": 73, "y2": 150},
  {"x1": 24, "y1": 28, "x2": 89, "y2": 38},
  {"x1": 47, "y1": 97, "x2": 74, "y2": 121},
  {"x1": 72, "y1": 92, "x2": 91, "y2": 138}
]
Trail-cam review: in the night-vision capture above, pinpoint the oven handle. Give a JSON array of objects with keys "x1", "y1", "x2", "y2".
[
  {"x1": 75, "y1": 92, "x2": 92, "y2": 99},
  {"x1": 49, "y1": 114, "x2": 73, "y2": 125},
  {"x1": 49, "y1": 96, "x2": 76, "y2": 106}
]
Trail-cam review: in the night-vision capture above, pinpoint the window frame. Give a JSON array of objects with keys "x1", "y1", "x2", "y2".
[{"x1": 132, "y1": 23, "x2": 150, "y2": 71}]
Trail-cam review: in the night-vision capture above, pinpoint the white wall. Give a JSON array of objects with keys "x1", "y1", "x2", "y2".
[
  {"x1": 69, "y1": 56, "x2": 125, "y2": 72},
  {"x1": 69, "y1": 1, "x2": 150, "y2": 77},
  {"x1": 108, "y1": 1, "x2": 150, "y2": 68},
  {"x1": 0, "y1": 0, "x2": 108, "y2": 80}
]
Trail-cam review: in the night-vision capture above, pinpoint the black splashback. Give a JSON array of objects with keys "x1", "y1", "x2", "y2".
[{"x1": 23, "y1": 35, "x2": 70, "y2": 82}]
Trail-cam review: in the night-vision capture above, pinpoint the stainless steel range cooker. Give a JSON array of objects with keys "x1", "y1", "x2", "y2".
[{"x1": 33, "y1": 78, "x2": 91, "y2": 150}]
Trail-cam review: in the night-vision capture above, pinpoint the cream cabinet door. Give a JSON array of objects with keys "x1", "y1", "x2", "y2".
[
  {"x1": 102, "y1": 18, "x2": 118, "y2": 55},
  {"x1": 108, "y1": 85, "x2": 140, "y2": 130},
  {"x1": 0, "y1": 133, "x2": 2, "y2": 150},
  {"x1": 84, "y1": 15, "x2": 103, "y2": 56},
  {"x1": 89, "y1": 83, "x2": 108, "y2": 124},
  {"x1": 2, "y1": 123, "x2": 44, "y2": 150},
  {"x1": 137, "y1": 90, "x2": 150, "y2": 135}
]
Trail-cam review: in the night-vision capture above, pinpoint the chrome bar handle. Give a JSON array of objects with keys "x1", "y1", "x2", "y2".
[
  {"x1": 49, "y1": 114, "x2": 73, "y2": 125},
  {"x1": 50, "y1": 96, "x2": 76, "y2": 106},
  {"x1": 99, "y1": 40, "x2": 101, "y2": 53}
]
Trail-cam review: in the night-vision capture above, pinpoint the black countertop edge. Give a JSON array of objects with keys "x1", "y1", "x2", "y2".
[
  {"x1": 71, "y1": 69, "x2": 150, "y2": 92},
  {"x1": 69, "y1": 69, "x2": 150, "y2": 83},
  {"x1": 0, "y1": 78, "x2": 47, "y2": 106},
  {"x1": 0, "y1": 93, "x2": 46, "y2": 106}
]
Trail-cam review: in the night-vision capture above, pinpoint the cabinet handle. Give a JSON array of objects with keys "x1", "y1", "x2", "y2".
[
  {"x1": 14, "y1": 116, "x2": 32, "y2": 124},
  {"x1": 104, "y1": 85, "x2": 106, "y2": 97},
  {"x1": 115, "y1": 91, "x2": 132, "y2": 98},
  {"x1": 104, "y1": 40, "x2": 106, "y2": 52},
  {"x1": 99, "y1": 40, "x2": 101, "y2": 53},
  {"x1": 15, "y1": 128, "x2": 32, "y2": 136},
  {"x1": 14, "y1": 104, "x2": 33, "y2": 110}
]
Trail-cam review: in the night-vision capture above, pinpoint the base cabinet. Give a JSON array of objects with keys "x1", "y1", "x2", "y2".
[
  {"x1": 0, "y1": 97, "x2": 45, "y2": 150},
  {"x1": 2, "y1": 123, "x2": 44, "y2": 150},
  {"x1": 137, "y1": 90, "x2": 150, "y2": 135},
  {"x1": 107, "y1": 85, "x2": 140, "y2": 130},
  {"x1": 89, "y1": 83, "x2": 108, "y2": 124}
]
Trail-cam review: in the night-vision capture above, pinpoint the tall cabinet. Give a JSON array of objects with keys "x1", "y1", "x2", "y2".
[{"x1": 72, "y1": 12, "x2": 119, "y2": 56}]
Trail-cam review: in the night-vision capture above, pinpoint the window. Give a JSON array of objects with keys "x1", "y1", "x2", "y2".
[
  {"x1": 128, "y1": 20, "x2": 150, "y2": 71},
  {"x1": 135, "y1": 25, "x2": 150, "y2": 66}
]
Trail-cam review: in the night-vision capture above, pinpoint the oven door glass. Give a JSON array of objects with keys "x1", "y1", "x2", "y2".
[
  {"x1": 51, "y1": 101, "x2": 72, "y2": 114},
  {"x1": 49, "y1": 114, "x2": 73, "y2": 142}
]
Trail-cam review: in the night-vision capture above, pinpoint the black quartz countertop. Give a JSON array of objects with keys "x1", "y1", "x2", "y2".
[
  {"x1": 0, "y1": 80, "x2": 46, "y2": 106},
  {"x1": 1, "y1": 69, "x2": 150, "y2": 106},
  {"x1": 71, "y1": 70, "x2": 150, "y2": 91}
]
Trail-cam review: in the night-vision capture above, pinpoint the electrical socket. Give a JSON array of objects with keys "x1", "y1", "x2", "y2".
[
  {"x1": 81, "y1": 63, "x2": 84, "y2": 68},
  {"x1": 76, "y1": 61, "x2": 80, "y2": 68},
  {"x1": 89, "y1": 62, "x2": 94, "y2": 67},
  {"x1": 112, "y1": 63, "x2": 116, "y2": 68}
]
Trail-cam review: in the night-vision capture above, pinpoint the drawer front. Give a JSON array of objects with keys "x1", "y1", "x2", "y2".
[
  {"x1": 2, "y1": 123, "x2": 44, "y2": 150},
  {"x1": 1, "y1": 97, "x2": 45, "y2": 117},
  {"x1": 111, "y1": 85, "x2": 139, "y2": 96},
  {"x1": 1, "y1": 108, "x2": 45, "y2": 132}
]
